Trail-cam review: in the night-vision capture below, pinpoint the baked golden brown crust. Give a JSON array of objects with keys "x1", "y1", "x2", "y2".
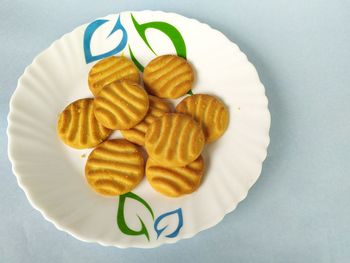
[
  {"x1": 85, "y1": 139, "x2": 144, "y2": 196},
  {"x1": 121, "y1": 95, "x2": 172, "y2": 145},
  {"x1": 57, "y1": 98, "x2": 111, "y2": 149},
  {"x1": 146, "y1": 155, "x2": 204, "y2": 197},
  {"x1": 143, "y1": 55, "x2": 194, "y2": 99},
  {"x1": 94, "y1": 80, "x2": 149, "y2": 130},
  {"x1": 145, "y1": 113, "x2": 205, "y2": 167},
  {"x1": 88, "y1": 56, "x2": 140, "y2": 96},
  {"x1": 176, "y1": 94, "x2": 229, "y2": 142}
]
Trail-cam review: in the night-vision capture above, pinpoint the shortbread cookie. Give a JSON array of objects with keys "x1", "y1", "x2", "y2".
[
  {"x1": 85, "y1": 139, "x2": 144, "y2": 196},
  {"x1": 121, "y1": 96, "x2": 172, "y2": 145},
  {"x1": 88, "y1": 56, "x2": 140, "y2": 96},
  {"x1": 145, "y1": 113, "x2": 205, "y2": 167},
  {"x1": 176, "y1": 94, "x2": 229, "y2": 142},
  {"x1": 143, "y1": 55, "x2": 194, "y2": 99},
  {"x1": 146, "y1": 155, "x2": 204, "y2": 197},
  {"x1": 57, "y1": 98, "x2": 111, "y2": 149},
  {"x1": 94, "y1": 80, "x2": 149, "y2": 130}
]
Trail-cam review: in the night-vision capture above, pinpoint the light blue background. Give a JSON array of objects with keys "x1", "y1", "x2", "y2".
[{"x1": 1, "y1": 1, "x2": 350, "y2": 262}]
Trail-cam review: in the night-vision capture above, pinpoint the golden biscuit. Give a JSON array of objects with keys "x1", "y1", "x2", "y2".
[
  {"x1": 145, "y1": 113, "x2": 205, "y2": 167},
  {"x1": 94, "y1": 80, "x2": 149, "y2": 130},
  {"x1": 85, "y1": 139, "x2": 145, "y2": 196},
  {"x1": 176, "y1": 94, "x2": 229, "y2": 142},
  {"x1": 121, "y1": 96, "x2": 172, "y2": 145},
  {"x1": 143, "y1": 55, "x2": 194, "y2": 99},
  {"x1": 57, "y1": 98, "x2": 111, "y2": 149},
  {"x1": 88, "y1": 56, "x2": 140, "y2": 96},
  {"x1": 146, "y1": 156, "x2": 204, "y2": 197}
]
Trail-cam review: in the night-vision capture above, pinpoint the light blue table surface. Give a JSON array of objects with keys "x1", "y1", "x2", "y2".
[{"x1": 1, "y1": 1, "x2": 350, "y2": 262}]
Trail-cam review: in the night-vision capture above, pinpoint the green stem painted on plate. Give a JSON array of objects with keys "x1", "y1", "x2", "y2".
[
  {"x1": 130, "y1": 13, "x2": 193, "y2": 94},
  {"x1": 116, "y1": 192, "x2": 154, "y2": 241},
  {"x1": 128, "y1": 45, "x2": 144, "y2": 72},
  {"x1": 130, "y1": 13, "x2": 187, "y2": 58}
]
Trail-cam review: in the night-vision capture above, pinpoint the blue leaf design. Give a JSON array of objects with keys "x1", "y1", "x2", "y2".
[
  {"x1": 154, "y1": 208, "x2": 183, "y2": 239},
  {"x1": 83, "y1": 15, "x2": 127, "y2": 64}
]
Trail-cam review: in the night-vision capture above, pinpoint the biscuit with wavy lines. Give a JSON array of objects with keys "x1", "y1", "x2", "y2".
[
  {"x1": 88, "y1": 56, "x2": 140, "y2": 96},
  {"x1": 143, "y1": 55, "x2": 194, "y2": 99},
  {"x1": 146, "y1": 155, "x2": 204, "y2": 197},
  {"x1": 145, "y1": 113, "x2": 205, "y2": 167},
  {"x1": 94, "y1": 80, "x2": 149, "y2": 130},
  {"x1": 176, "y1": 94, "x2": 229, "y2": 143},
  {"x1": 57, "y1": 98, "x2": 111, "y2": 149},
  {"x1": 85, "y1": 139, "x2": 144, "y2": 196},
  {"x1": 121, "y1": 95, "x2": 172, "y2": 145}
]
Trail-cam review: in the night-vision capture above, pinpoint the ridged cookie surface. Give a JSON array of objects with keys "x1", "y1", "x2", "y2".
[
  {"x1": 121, "y1": 96, "x2": 172, "y2": 145},
  {"x1": 146, "y1": 156, "x2": 204, "y2": 197},
  {"x1": 94, "y1": 80, "x2": 149, "y2": 130},
  {"x1": 57, "y1": 98, "x2": 111, "y2": 149},
  {"x1": 88, "y1": 56, "x2": 140, "y2": 96},
  {"x1": 85, "y1": 139, "x2": 144, "y2": 196},
  {"x1": 176, "y1": 94, "x2": 229, "y2": 142},
  {"x1": 145, "y1": 113, "x2": 205, "y2": 167},
  {"x1": 143, "y1": 55, "x2": 194, "y2": 99}
]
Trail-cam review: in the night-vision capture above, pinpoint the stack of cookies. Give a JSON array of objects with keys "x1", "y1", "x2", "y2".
[{"x1": 57, "y1": 55, "x2": 229, "y2": 198}]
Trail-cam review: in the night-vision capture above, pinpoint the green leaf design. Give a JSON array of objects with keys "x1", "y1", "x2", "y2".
[
  {"x1": 128, "y1": 45, "x2": 144, "y2": 72},
  {"x1": 130, "y1": 13, "x2": 192, "y2": 95},
  {"x1": 116, "y1": 192, "x2": 154, "y2": 241},
  {"x1": 130, "y1": 13, "x2": 187, "y2": 58}
]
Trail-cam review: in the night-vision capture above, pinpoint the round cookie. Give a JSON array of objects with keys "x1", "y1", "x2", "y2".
[
  {"x1": 94, "y1": 80, "x2": 149, "y2": 130},
  {"x1": 88, "y1": 56, "x2": 140, "y2": 96},
  {"x1": 85, "y1": 139, "x2": 145, "y2": 196},
  {"x1": 146, "y1": 155, "x2": 205, "y2": 197},
  {"x1": 143, "y1": 55, "x2": 194, "y2": 99},
  {"x1": 57, "y1": 98, "x2": 111, "y2": 149},
  {"x1": 145, "y1": 113, "x2": 205, "y2": 167},
  {"x1": 121, "y1": 96, "x2": 172, "y2": 146},
  {"x1": 176, "y1": 94, "x2": 229, "y2": 143}
]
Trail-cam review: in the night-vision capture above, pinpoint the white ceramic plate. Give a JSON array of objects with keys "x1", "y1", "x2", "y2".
[{"x1": 7, "y1": 10, "x2": 270, "y2": 248}]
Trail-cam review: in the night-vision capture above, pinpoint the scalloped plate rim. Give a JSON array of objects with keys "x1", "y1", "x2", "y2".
[{"x1": 7, "y1": 10, "x2": 271, "y2": 249}]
